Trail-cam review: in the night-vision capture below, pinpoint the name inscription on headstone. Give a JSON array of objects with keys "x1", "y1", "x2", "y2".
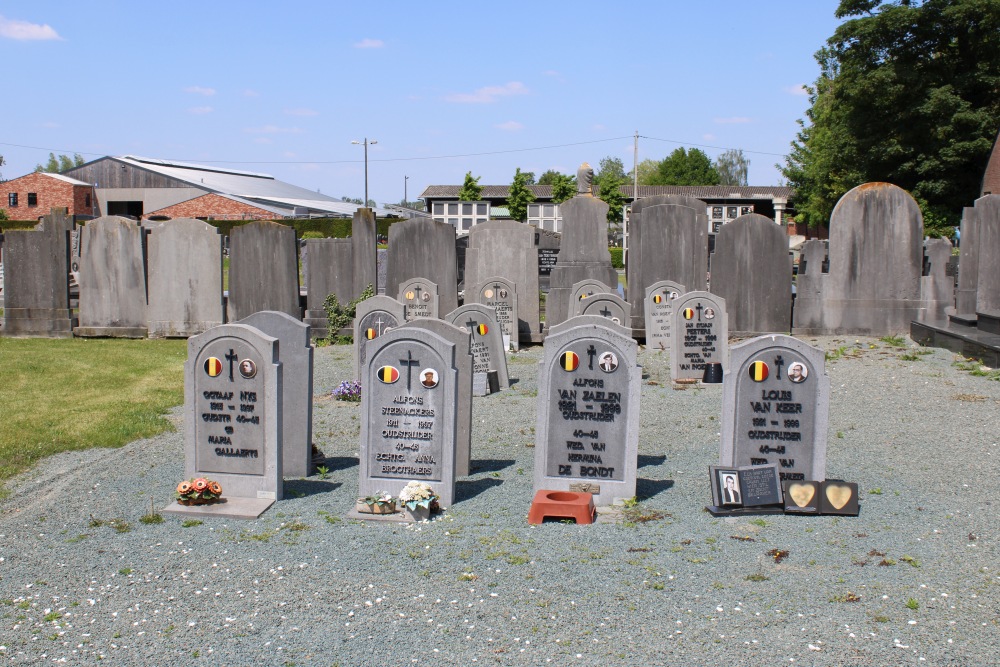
[
  {"x1": 671, "y1": 292, "x2": 728, "y2": 380},
  {"x1": 480, "y1": 279, "x2": 516, "y2": 343}
]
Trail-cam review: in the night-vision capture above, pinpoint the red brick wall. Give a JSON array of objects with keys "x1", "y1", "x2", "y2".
[
  {"x1": 146, "y1": 193, "x2": 278, "y2": 220},
  {"x1": 0, "y1": 172, "x2": 95, "y2": 219}
]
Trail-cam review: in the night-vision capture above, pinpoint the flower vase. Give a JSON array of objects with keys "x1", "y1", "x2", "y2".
[
  {"x1": 357, "y1": 500, "x2": 397, "y2": 515},
  {"x1": 403, "y1": 504, "x2": 431, "y2": 522}
]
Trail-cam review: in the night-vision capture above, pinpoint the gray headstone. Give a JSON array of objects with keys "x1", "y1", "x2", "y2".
[
  {"x1": 75, "y1": 216, "x2": 148, "y2": 338},
  {"x1": 147, "y1": 218, "x2": 224, "y2": 338},
  {"x1": 709, "y1": 213, "x2": 792, "y2": 334},
  {"x1": 570, "y1": 279, "x2": 615, "y2": 306},
  {"x1": 386, "y1": 218, "x2": 458, "y2": 315},
  {"x1": 644, "y1": 280, "x2": 686, "y2": 353},
  {"x1": 399, "y1": 278, "x2": 439, "y2": 321},
  {"x1": 444, "y1": 303, "x2": 510, "y2": 390},
  {"x1": 790, "y1": 239, "x2": 827, "y2": 332},
  {"x1": 474, "y1": 276, "x2": 519, "y2": 351},
  {"x1": 670, "y1": 292, "x2": 729, "y2": 381},
  {"x1": 720, "y1": 334, "x2": 829, "y2": 483},
  {"x1": 359, "y1": 326, "x2": 459, "y2": 507},
  {"x1": 303, "y1": 238, "x2": 353, "y2": 336},
  {"x1": 577, "y1": 292, "x2": 631, "y2": 328},
  {"x1": 953, "y1": 197, "x2": 1000, "y2": 317},
  {"x1": 354, "y1": 295, "x2": 407, "y2": 381},
  {"x1": 973, "y1": 195, "x2": 1000, "y2": 322},
  {"x1": 376, "y1": 248, "x2": 388, "y2": 295},
  {"x1": 228, "y1": 220, "x2": 301, "y2": 321},
  {"x1": 534, "y1": 317, "x2": 640, "y2": 506},
  {"x1": 352, "y1": 208, "x2": 378, "y2": 298},
  {"x1": 919, "y1": 238, "x2": 954, "y2": 322},
  {"x1": 237, "y1": 311, "x2": 313, "y2": 478}
]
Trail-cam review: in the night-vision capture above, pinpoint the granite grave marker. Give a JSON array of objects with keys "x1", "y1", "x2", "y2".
[
  {"x1": 444, "y1": 303, "x2": 510, "y2": 393},
  {"x1": 354, "y1": 295, "x2": 406, "y2": 382},
  {"x1": 670, "y1": 292, "x2": 729, "y2": 381},
  {"x1": 75, "y1": 216, "x2": 148, "y2": 338},
  {"x1": 644, "y1": 279, "x2": 686, "y2": 352},
  {"x1": 399, "y1": 278, "x2": 439, "y2": 321},
  {"x1": 475, "y1": 276, "x2": 519, "y2": 351},
  {"x1": 228, "y1": 220, "x2": 300, "y2": 321}
]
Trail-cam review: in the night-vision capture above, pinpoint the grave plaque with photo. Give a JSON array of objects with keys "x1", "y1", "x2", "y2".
[
  {"x1": 570, "y1": 279, "x2": 614, "y2": 305},
  {"x1": 577, "y1": 292, "x2": 631, "y2": 328},
  {"x1": 399, "y1": 278, "x2": 439, "y2": 321},
  {"x1": 353, "y1": 295, "x2": 406, "y2": 382},
  {"x1": 670, "y1": 292, "x2": 728, "y2": 381},
  {"x1": 644, "y1": 280, "x2": 686, "y2": 352},
  {"x1": 476, "y1": 276, "x2": 519, "y2": 351},
  {"x1": 444, "y1": 303, "x2": 510, "y2": 391}
]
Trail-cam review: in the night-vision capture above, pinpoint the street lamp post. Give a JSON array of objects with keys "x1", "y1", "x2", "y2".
[{"x1": 351, "y1": 138, "x2": 377, "y2": 207}]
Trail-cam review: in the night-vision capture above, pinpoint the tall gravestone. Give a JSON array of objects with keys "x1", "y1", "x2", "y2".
[
  {"x1": 710, "y1": 213, "x2": 792, "y2": 335},
  {"x1": 444, "y1": 303, "x2": 510, "y2": 391},
  {"x1": 919, "y1": 239, "x2": 954, "y2": 323},
  {"x1": 973, "y1": 196, "x2": 1000, "y2": 333},
  {"x1": 75, "y1": 216, "x2": 148, "y2": 338},
  {"x1": 147, "y1": 218, "x2": 224, "y2": 338},
  {"x1": 953, "y1": 196, "x2": 1000, "y2": 319},
  {"x1": 359, "y1": 327, "x2": 459, "y2": 507},
  {"x1": 474, "y1": 276, "x2": 519, "y2": 351},
  {"x1": 398, "y1": 278, "x2": 439, "y2": 321},
  {"x1": 351, "y1": 208, "x2": 378, "y2": 298},
  {"x1": 671, "y1": 292, "x2": 729, "y2": 381},
  {"x1": 238, "y1": 311, "x2": 314, "y2": 478},
  {"x1": 354, "y1": 295, "x2": 407, "y2": 382},
  {"x1": 2, "y1": 208, "x2": 74, "y2": 337},
  {"x1": 228, "y1": 220, "x2": 300, "y2": 321},
  {"x1": 644, "y1": 280, "x2": 686, "y2": 352},
  {"x1": 720, "y1": 334, "x2": 829, "y2": 483},
  {"x1": 386, "y1": 218, "x2": 458, "y2": 315},
  {"x1": 303, "y1": 238, "x2": 353, "y2": 335}
]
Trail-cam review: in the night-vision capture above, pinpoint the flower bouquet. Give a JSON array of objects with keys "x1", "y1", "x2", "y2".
[
  {"x1": 398, "y1": 481, "x2": 440, "y2": 520},
  {"x1": 357, "y1": 491, "x2": 397, "y2": 515},
  {"x1": 176, "y1": 477, "x2": 223, "y2": 505},
  {"x1": 333, "y1": 380, "x2": 362, "y2": 402}
]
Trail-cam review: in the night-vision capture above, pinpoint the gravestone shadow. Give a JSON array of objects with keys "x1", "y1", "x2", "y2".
[
  {"x1": 636, "y1": 478, "x2": 674, "y2": 500},
  {"x1": 638, "y1": 454, "x2": 667, "y2": 468},
  {"x1": 455, "y1": 477, "x2": 504, "y2": 502},
  {"x1": 315, "y1": 455, "x2": 358, "y2": 471},
  {"x1": 283, "y1": 480, "x2": 343, "y2": 498},
  {"x1": 470, "y1": 459, "x2": 515, "y2": 474}
]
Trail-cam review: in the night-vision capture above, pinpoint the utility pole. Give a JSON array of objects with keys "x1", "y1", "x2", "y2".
[
  {"x1": 351, "y1": 137, "x2": 377, "y2": 206},
  {"x1": 404, "y1": 175, "x2": 409, "y2": 205}
]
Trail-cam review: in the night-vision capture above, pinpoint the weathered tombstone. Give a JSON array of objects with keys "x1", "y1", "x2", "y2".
[
  {"x1": 164, "y1": 323, "x2": 283, "y2": 519},
  {"x1": 709, "y1": 214, "x2": 792, "y2": 335},
  {"x1": 576, "y1": 292, "x2": 631, "y2": 327},
  {"x1": 303, "y1": 238, "x2": 353, "y2": 336},
  {"x1": 534, "y1": 316, "x2": 640, "y2": 506},
  {"x1": 386, "y1": 217, "x2": 458, "y2": 315},
  {"x1": 671, "y1": 292, "x2": 729, "y2": 381},
  {"x1": 720, "y1": 334, "x2": 829, "y2": 483},
  {"x1": 75, "y1": 216, "x2": 148, "y2": 338},
  {"x1": 952, "y1": 196, "x2": 1000, "y2": 318},
  {"x1": 973, "y1": 196, "x2": 1000, "y2": 333},
  {"x1": 918, "y1": 238, "x2": 954, "y2": 322},
  {"x1": 359, "y1": 327, "x2": 458, "y2": 507},
  {"x1": 570, "y1": 279, "x2": 615, "y2": 306},
  {"x1": 2, "y1": 208, "x2": 74, "y2": 337},
  {"x1": 376, "y1": 248, "x2": 388, "y2": 295},
  {"x1": 228, "y1": 220, "x2": 300, "y2": 321},
  {"x1": 351, "y1": 208, "x2": 378, "y2": 298},
  {"x1": 644, "y1": 280, "x2": 686, "y2": 352},
  {"x1": 354, "y1": 295, "x2": 407, "y2": 381},
  {"x1": 237, "y1": 311, "x2": 313, "y2": 478},
  {"x1": 790, "y1": 239, "x2": 827, "y2": 332},
  {"x1": 147, "y1": 218, "x2": 224, "y2": 338},
  {"x1": 474, "y1": 276, "x2": 519, "y2": 351},
  {"x1": 398, "y1": 278, "x2": 439, "y2": 321},
  {"x1": 444, "y1": 303, "x2": 510, "y2": 393}
]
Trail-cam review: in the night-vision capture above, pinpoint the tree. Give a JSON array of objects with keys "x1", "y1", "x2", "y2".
[
  {"x1": 715, "y1": 149, "x2": 750, "y2": 186},
  {"x1": 632, "y1": 159, "x2": 661, "y2": 186},
  {"x1": 0, "y1": 153, "x2": 5, "y2": 181},
  {"x1": 506, "y1": 168, "x2": 535, "y2": 222},
  {"x1": 538, "y1": 170, "x2": 577, "y2": 204},
  {"x1": 591, "y1": 157, "x2": 628, "y2": 225},
  {"x1": 341, "y1": 196, "x2": 376, "y2": 207},
  {"x1": 35, "y1": 153, "x2": 84, "y2": 173},
  {"x1": 781, "y1": 0, "x2": 1000, "y2": 235},
  {"x1": 651, "y1": 147, "x2": 720, "y2": 186},
  {"x1": 592, "y1": 156, "x2": 626, "y2": 195},
  {"x1": 521, "y1": 171, "x2": 536, "y2": 186},
  {"x1": 458, "y1": 171, "x2": 483, "y2": 201}
]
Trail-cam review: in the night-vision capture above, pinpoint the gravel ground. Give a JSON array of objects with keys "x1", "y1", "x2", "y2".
[{"x1": 1, "y1": 335, "x2": 998, "y2": 666}]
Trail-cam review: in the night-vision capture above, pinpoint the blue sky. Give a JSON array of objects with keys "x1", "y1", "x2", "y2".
[{"x1": 0, "y1": 1, "x2": 844, "y2": 206}]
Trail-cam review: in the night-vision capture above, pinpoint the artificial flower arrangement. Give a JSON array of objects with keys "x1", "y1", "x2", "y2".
[
  {"x1": 398, "y1": 481, "x2": 440, "y2": 513},
  {"x1": 359, "y1": 490, "x2": 397, "y2": 514},
  {"x1": 176, "y1": 477, "x2": 223, "y2": 505},
  {"x1": 333, "y1": 380, "x2": 362, "y2": 402}
]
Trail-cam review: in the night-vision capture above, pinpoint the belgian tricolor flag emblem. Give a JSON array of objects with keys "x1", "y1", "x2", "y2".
[
  {"x1": 204, "y1": 357, "x2": 222, "y2": 377},
  {"x1": 682, "y1": 307, "x2": 695, "y2": 320},
  {"x1": 653, "y1": 294, "x2": 663, "y2": 304},
  {"x1": 366, "y1": 328, "x2": 378, "y2": 340},
  {"x1": 748, "y1": 360, "x2": 769, "y2": 382},
  {"x1": 476, "y1": 323, "x2": 488, "y2": 336},
  {"x1": 559, "y1": 351, "x2": 580, "y2": 371},
  {"x1": 377, "y1": 366, "x2": 400, "y2": 383}
]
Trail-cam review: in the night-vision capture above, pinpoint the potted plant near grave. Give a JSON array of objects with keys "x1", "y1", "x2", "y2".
[
  {"x1": 176, "y1": 477, "x2": 223, "y2": 505},
  {"x1": 398, "y1": 481, "x2": 440, "y2": 521},
  {"x1": 356, "y1": 491, "x2": 397, "y2": 514}
]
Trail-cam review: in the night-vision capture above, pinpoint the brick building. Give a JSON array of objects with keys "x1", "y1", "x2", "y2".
[
  {"x1": 982, "y1": 129, "x2": 1000, "y2": 197},
  {"x1": 1, "y1": 172, "x2": 97, "y2": 221},
  {"x1": 145, "y1": 193, "x2": 278, "y2": 220}
]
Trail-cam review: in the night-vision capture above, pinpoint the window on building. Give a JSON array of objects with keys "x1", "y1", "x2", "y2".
[
  {"x1": 85, "y1": 193, "x2": 92, "y2": 207},
  {"x1": 7, "y1": 193, "x2": 17, "y2": 207},
  {"x1": 27, "y1": 193, "x2": 38, "y2": 206}
]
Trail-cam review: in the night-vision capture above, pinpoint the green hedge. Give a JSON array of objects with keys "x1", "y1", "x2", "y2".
[
  {"x1": 205, "y1": 217, "x2": 402, "y2": 238},
  {"x1": 0, "y1": 220, "x2": 44, "y2": 231},
  {"x1": 609, "y1": 247, "x2": 624, "y2": 269}
]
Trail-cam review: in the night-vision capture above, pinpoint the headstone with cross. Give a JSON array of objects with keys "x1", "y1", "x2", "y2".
[
  {"x1": 644, "y1": 279, "x2": 687, "y2": 353},
  {"x1": 569, "y1": 279, "x2": 615, "y2": 307},
  {"x1": 670, "y1": 291, "x2": 729, "y2": 381},
  {"x1": 575, "y1": 292, "x2": 631, "y2": 327},
  {"x1": 444, "y1": 303, "x2": 510, "y2": 393},
  {"x1": 474, "y1": 276, "x2": 520, "y2": 351},
  {"x1": 398, "y1": 277, "x2": 439, "y2": 321},
  {"x1": 353, "y1": 295, "x2": 406, "y2": 382}
]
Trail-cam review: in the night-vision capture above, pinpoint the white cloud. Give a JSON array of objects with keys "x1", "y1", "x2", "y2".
[
  {"x1": 243, "y1": 89, "x2": 260, "y2": 98},
  {"x1": 284, "y1": 108, "x2": 319, "y2": 117},
  {"x1": 495, "y1": 120, "x2": 524, "y2": 131},
  {"x1": 714, "y1": 117, "x2": 752, "y2": 124},
  {"x1": 188, "y1": 106, "x2": 214, "y2": 115},
  {"x1": 184, "y1": 86, "x2": 216, "y2": 96},
  {"x1": 784, "y1": 84, "x2": 809, "y2": 96},
  {"x1": 354, "y1": 38, "x2": 384, "y2": 48},
  {"x1": 0, "y1": 15, "x2": 61, "y2": 40},
  {"x1": 244, "y1": 125, "x2": 303, "y2": 134},
  {"x1": 445, "y1": 81, "x2": 528, "y2": 104}
]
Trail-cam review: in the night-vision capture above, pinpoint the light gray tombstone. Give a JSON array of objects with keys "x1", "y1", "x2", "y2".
[
  {"x1": 709, "y1": 214, "x2": 792, "y2": 335},
  {"x1": 534, "y1": 316, "x2": 640, "y2": 506},
  {"x1": 75, "y1": 216, "x2": 148, "y2": 338},
  {"x1": 474, "y1": 276, "x2": 519, "y2": 351},
  {"x1": 399, "y1": 278, "x2": 439, "y2": 321},
  {"x1": 303, "y1": 238, "x2": 353, "y2": 336},
  {"x1": 791, "y1": 239, "x2": 827, "y2": 332},
  {"x1": 2, "y1": 208, "x2": 74, "y2": 337},
  {"x1": 670, "y1": 292, "x2": 729, "y2": 381},
  {"x1": 147, "y1": 218, "x2": 224, "y2": 338},
  {"x1": 228, "y1": 220, "x2": 301, "y2": 321},
  {"x1": 359, "y1": 326, "x2": 459, "y2": 507},
  {"x1": 386, "y1": 218, "x2": 458, "y2": 315},
  {"x1": 953, "y1": 196, "x2": 997, "y2": 318},
  {"x1": 376, "y1": 248, "x2": 388, "y2": 295},
  {"x1": 398, "y1": 318, "x2": 474, "y2": 477},
  {"x1": 570, "y1": 279, "x2": 615, "y2": 307},
  {"x1": 918, "y1": 238, "x2": 955, "y2": 322},
  {"x1": 577, "y1": 292, "x2": 631, "y2": 328},
  {"x1": 351, "y1": 208, "x2": 378, "y2": 299},
  {"x1": 644, "y1": 280, "x2": 686, "y2": 352},
  {"x1": 444, "y1": 303, "x2": 510, "y2": 392},
  {"x1": 164, "y1": 323, "x2": 283, "y2": 520},
  {"x1": 973, "y1": 196, "x2": 1000, "y2": 333},
  {"x1": 238, "y1": 311, "x2": 313, "y2": 478},
  {"x1": 354, "y1": 295, "x2": 406, "y2": 381},
  {"x1": 720, "y1": 334, "x2": 829, "y2": 483}
]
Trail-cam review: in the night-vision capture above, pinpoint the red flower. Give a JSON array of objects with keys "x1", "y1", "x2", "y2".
[
  {"x1": 208, "y1": 481, "x2": 222, "y2": 496},
  {"x1": 177, "y1": 481, "x2": 192, "y2": 495},
  {"x1": 193, "y1": 478, "x2": 209, "y2": 493}
]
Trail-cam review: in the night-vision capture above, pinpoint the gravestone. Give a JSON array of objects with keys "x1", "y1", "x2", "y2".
[
  {"x1": 570, "y1": 279, "x2": 615, "y2": 306},
  {"x1": 644, "y1": 280, "x2": 686, "y2": 352},
  {"x1": 534, "y1": 316, "x2": 640, "y2": 506},
  {"x1": 709, "y1": 214, "x2": 792, "y2": 334},
  {"x1": 359, "y1": 326, "x2": 459, "y2": 507},
  {"x1": 351, "y1": 208, "x2": 378, "y2": 298},
  {"x1": 720, "y1": 334, "x2": 829, "y2": 483},
  {"x1": 973, "y1": 196, "x2": 1000, "y2": 332},
  {"x1": 303, "y1": 238, "x2": 353, "y2": 335},
  {"x1": 228, "y1": 220, "x2": 300, "y2": 321},
  {"x1": 147, "y1": 218, "x2": 224, "y2": 338},
  {"x1": 953, "y1": 196, "x2": 1000, "y2": 318},
  {"x1": 2, "y1": 208, "x2": 74, "y2": 337},
  {"x1": 75, "y1": 216, "x2": 148, "y2": 338},
  {"x1": 386, "y1": 218, "x2": 458, "y2": 315},
  {"x1": 354, "y1": 295, "x2": 407, "y2": 381},
  {"x1": 474, "y1": 276, "x2": 519, "y2": 351},
  {"x1": 238, "y1": 311, "x2": 313, "y2": 478},
  {"x1": 164, "y1": 323, "x2": 283, "y2": 519},
  {"x1": 670, "y1": 292, "x2": 729, "y2": 381},
  {"x1": 575, "y1": 292, "x2": 631, "y2": 328},
  {"x1": 376, "y1": 248, "x2": 388, "y2": 295},
  {"x1": 444, "y1": 303, "x2": 510, "y2": 392},
  {"x1": 919, "y1": 238, "x2": 954, "y2": 323},
  {"x1": 790, "y1": 240, "x2": 827, "y2": 332},
  {"x1": 399, "y1": 278, "x2": 439, "y2": 321}
]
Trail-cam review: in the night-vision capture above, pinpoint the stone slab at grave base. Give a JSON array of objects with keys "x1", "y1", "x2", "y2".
[
  {"x1": 73, "y1": 326, "x2": 148, "y2": 338},
  {"x1": 911, "y1": 317, "x2": 1000, "y2": 367},
  {"x1": 161, "y1": 497, "x2": 275, "y2": 520},
  {"x1": 345, "y1": 506, "x2": 437, "y2": 523},
  {"x1": 704, "y1": 504, "x2": 786, "y2": 518},
  {"x1": 3, "y1": 309, "x2": 76, "y2": 337}
]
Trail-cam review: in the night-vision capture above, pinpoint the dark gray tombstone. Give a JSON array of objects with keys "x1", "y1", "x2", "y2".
[
  {"x1": 164, "y1": 323, "x2": 283, "y2": 520},
  {"x1": 670, "y1": 292, "x2": 729, "y2": 381},
  {"x1": 75, "y1": 216, "x2": 148, "y2": 338},
  {"x1": 228, "y1": 220, "x2": 300, "y2": 321},
  {"x1": 720, "y1": 334, "x2": 829, "y2": 483},
  {"x1": 351, "y1": 208, "x2": 377, "y2": 299},
  {"x1": 376, "y1": 248, "x2": 388, "y2": 295},
  {"x1": 238, "y1": 311, "x2": 314, "y2": 478},
  {"x1": 444, "y1": 303, "x2": 510, "y2": 392},
  {"x1": 359, "y1": 326, "x2": 459, "y2": 507},
  {"x1": 2, "y1": 208, "x2": 74, "y2": 337},
  {"x1": 569, "y1": 279, "x2": 615, "y2": 306},
  {"x1": 918, "y1": 238, "x2": 954, "y2": 322},
  {"x1": 399, "y1": 278, "x2": 439, "y2": 321},
  {"x1": 644, "y1": 280, "x2": 686, "y2": 352},
  {"x1": 577, "y1": 292, "x2": 631, "y2": 328},
  {"x1": 474, "y1": 276, "x2": 519, "y2": 351},
  {"x1": 953, "y1": 196, "x2": 999, "y2": 318},
  {"x1": 710, "y1": 214, "x2": 792, "y2": 335},
  {"x1": 147, "y1": 218, "x2": 224, "y2": 338},
  {"x1": 386, "y1": 218, "x2": 458, "y2": 315},
  {"x1": 303, "y1": 238, "x2": 353, "y2": 336},
  {"x1": 354, "y1": 295, "x2": 406, "y2": 382},
  {"x1": 534, "y1": 316, "x2": 640, "y2": 506}
]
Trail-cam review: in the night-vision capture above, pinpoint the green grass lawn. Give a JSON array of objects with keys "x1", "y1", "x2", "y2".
[{"x1": 0, "y1": 338, "x2": 187, "y2": 494}]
